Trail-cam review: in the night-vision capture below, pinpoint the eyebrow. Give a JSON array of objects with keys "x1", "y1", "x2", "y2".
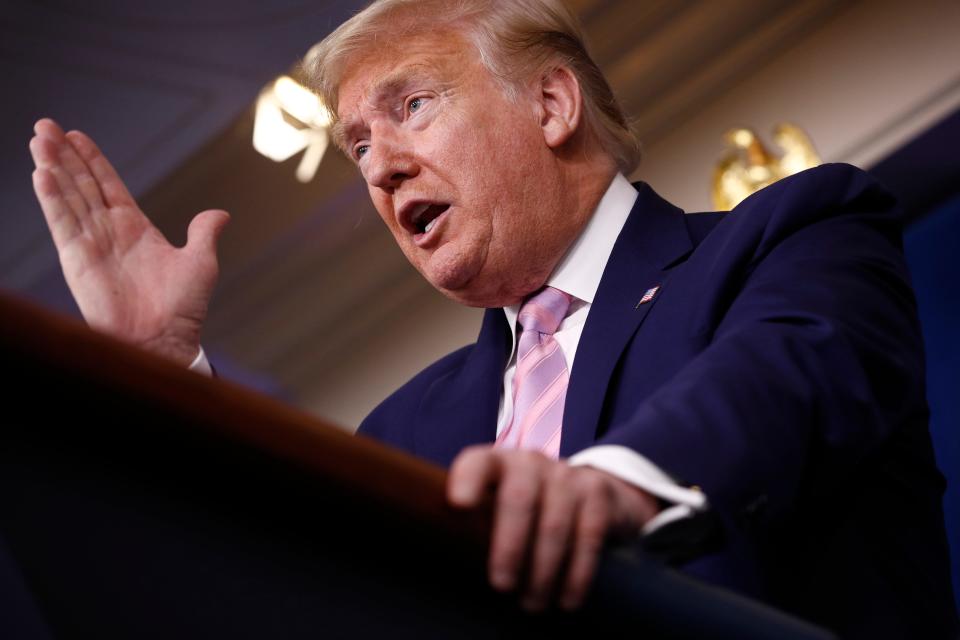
[
  {"x1": 330, "y1": 119, "x2": 355, "y2": 155},
  {"x1": 331, "y1": 63, "x2": 437, "y2": 153}
]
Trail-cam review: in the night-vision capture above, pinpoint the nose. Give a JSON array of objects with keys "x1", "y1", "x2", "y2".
[{"x1": 363, "y1": 125, "x2": 419, "y2": 192}]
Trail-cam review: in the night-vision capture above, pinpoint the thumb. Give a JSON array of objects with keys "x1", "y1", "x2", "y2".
[{"x1": 186, "y1": 209, "x2": 230, "y2": 257}]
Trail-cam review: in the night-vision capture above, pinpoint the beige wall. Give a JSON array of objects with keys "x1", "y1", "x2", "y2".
[{"x1": 636, "y1": 0, "x2": 960, "y2": 212}]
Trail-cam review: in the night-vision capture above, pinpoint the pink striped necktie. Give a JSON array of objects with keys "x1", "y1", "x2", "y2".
[{"x1": 495, "y1": 286, "x2": 573, "y2": 460}]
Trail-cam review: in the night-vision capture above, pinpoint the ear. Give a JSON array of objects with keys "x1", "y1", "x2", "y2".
[{"x1": 537, "y1": 66, "x2": 583, "y2": 149}]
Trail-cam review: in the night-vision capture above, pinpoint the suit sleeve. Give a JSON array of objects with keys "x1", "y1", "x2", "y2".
[{"x1": 596, "y1": 167, "x2": 926, "y2": 529}]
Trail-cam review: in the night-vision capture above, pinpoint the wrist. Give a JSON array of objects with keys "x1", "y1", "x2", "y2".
[{"x1": 137, "y1": 332, "x2": 202, "y2": 368}]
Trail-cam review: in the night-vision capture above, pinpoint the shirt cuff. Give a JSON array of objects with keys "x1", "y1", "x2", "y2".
[
  {"x1": 567, "y1": 444, "x2": 708, "y2": 535},
  {"x1": 188, "y1": 346, "x2": 213, "y2": 376}
]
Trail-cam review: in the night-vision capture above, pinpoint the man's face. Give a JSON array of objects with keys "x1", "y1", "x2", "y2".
[{"x1": 336, "y1": 31, "x2": 567, "y2": 307}]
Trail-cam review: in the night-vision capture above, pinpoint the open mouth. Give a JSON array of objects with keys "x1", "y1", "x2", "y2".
[{"x1": 409, "y1": 203, "x2": 450, "y2": 235}]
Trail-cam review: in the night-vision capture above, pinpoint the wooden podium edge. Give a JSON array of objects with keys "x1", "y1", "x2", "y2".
[{"x1": 0, "y1": 290, "x2": 487, "y2": 544}]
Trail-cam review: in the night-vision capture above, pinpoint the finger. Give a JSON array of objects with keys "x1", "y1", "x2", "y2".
[
  {"x1": 32, "y1": 120, "x2": 81, "y2": 205},
  {"x1": 65, "y1": 130, "x2": 136, "y2": 208},
  {"x1": 34, "y1": 118, "x2": 66, "y2": 142},
  {"x1": 488, "y1": 453, "x2": 545, "y2": 592},
  {"x1": 29, "y1": 130, "x2": 64, "y2": 169},
  {"x1": 56, "y1": 132, "x2": 107, "y2": 213},
  {"x1": 448, "y1": 445, "x2": 501, "y2": 508},
  {"x1": 30, "y1": 136, "x2": 90, "y2": 221},
  {"x1": 186, "y1": 209, "x2": 230, "y2": 258},
  {"x1": 523, "y1": 464, "x2": 577, "y2": 611},
  {"x1": 32, "y1": 168, "x2": 81, "y2": 248},
  {"x1": 560, "y1": 475, "x2": 612, "y2": 610}
]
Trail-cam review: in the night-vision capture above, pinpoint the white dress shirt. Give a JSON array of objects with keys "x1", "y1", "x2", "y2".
[
  {"x1": 191, "y1": 173, "x2": 707, "y2": 533},
  {"x1": 189, "y1": 347, "x2": 212, "y2": 376}
]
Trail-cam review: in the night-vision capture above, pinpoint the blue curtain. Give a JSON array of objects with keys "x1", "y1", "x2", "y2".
[{"x1": 903, "y1": 193, "x2": 960, "y2": 611}]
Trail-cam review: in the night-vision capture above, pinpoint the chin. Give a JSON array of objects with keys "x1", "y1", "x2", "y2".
[
  {"x1": 419, "y1": 246, "x2": 483, "y2": 296},
  {"x1": 417, "y1": 245, "x2": 539, "y2": 308},
  {"x1": 428, "y1": 274, "x2": 489, "y2": 307},
  {"x1": 422, "y1": 265, "x2": 494, "y2": 307},
  {"x1": 430, "y1": 269, "x2": 539, "y2": 309}
]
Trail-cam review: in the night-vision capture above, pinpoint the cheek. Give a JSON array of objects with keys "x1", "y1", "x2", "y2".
[{"x1": 444, "y1": 102, "x2": 536, "y2": 176}]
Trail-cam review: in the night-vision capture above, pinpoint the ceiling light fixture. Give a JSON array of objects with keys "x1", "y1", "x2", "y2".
[{"x1": 252, "y1": 75, "x2": 331, "y2": 183}]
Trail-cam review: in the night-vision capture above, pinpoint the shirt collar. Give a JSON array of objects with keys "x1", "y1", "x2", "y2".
[{"x1": 503, "y1": 173, "x2": 639, "y2": 329}]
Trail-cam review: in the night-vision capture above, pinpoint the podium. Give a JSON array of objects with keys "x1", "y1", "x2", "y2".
[{"x1": 0, "y1": 292, "x2": 835, "y2": 639}]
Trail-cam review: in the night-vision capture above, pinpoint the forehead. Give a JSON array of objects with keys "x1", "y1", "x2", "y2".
[{"x1": 335, "y1": 30, "x2": 476, "y2": 119}]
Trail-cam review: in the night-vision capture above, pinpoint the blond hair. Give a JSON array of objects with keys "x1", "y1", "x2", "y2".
[{"x1": 304, "y1": 0, "x2": 641, "y2": 174}]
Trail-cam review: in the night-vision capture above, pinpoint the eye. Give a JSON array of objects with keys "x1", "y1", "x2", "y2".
[
  {"x1": 354, "y1": 143, "x2": 370, "y2": 160},
  {"x1": 406, "y1": 96, "x2": 426, "y2": 115}
]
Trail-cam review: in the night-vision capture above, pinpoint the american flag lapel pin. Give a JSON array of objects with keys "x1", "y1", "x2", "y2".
[{"x1": 636, "y1": 284, "x2": 661, "y2": 309}]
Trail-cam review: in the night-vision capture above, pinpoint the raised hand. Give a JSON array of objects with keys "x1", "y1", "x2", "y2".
[{"x1": 29, "y1": 118, "x2": 230, "y2": 367}]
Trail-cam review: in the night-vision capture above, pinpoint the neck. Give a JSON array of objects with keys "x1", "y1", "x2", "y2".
[
  {"x1": 559, "y1": 153, "x2": 619, "y2": 240},
  {"x1": 542, "y1": 149, "x2": 619, "y2": 276},
  {"x1": 493, "y1": 151, "x2": 619, "y2": 307}
]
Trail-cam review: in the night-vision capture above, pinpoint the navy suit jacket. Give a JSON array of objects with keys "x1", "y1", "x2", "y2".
[{"x1": 359, "y1": 164, "x2": 957, "y2": 637}]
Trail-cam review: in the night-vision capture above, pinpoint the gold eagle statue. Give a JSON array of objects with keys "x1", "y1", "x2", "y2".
[{"x1": 712, "y1": 123, "x2": 822, "y2": 211}]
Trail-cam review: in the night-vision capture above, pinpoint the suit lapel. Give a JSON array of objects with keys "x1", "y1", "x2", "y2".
[
  {"x1": 560, "y1": 183, "x2": 693, "y2": 457},
  {"x1": 413, "y1": 308, "x2": 509, "y2": 467}
]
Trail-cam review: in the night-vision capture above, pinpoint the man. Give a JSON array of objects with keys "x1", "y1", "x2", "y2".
[{"x1": 28, "y1": 0, "x2": 956, "y2": 636}]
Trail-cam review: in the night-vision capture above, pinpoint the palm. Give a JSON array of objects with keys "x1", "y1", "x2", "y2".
[{"x1": 29, "y1": 119, "x2": 229, "y2": 366}]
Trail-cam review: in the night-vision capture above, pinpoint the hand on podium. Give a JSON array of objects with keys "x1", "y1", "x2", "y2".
[
  {"x1": 448, "y1": 446, "x2": 660, "y2": 612},
  {"x1": 28, "y1": 118, "x2": 229, "y2": 367}
]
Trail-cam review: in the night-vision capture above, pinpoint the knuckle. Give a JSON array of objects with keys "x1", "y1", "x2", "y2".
[
  {"x1": 508, "y1": 449, "x2": 540, "y2": 469},
  {"x1": 578, "y1": 503, "x2": 612, "y2": 547},
  {"x1": 578, "y1": 523, "x2": 608, "y2": 553},
  {"x1": 575, "y1": 472, "x2": 604, "y2": 497},
  {"x1": 538, "y1": 515, "x2": 568, "y2": 543},
  {"x1": 591, "y1": 499, "x2": 613, "y2": 526},
  {"x1": 548, "y1": 461, "x2": 574, "y2": 484},
  {"x1": 499, "y1": 480, "x2": 537, "y2": 508}
]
